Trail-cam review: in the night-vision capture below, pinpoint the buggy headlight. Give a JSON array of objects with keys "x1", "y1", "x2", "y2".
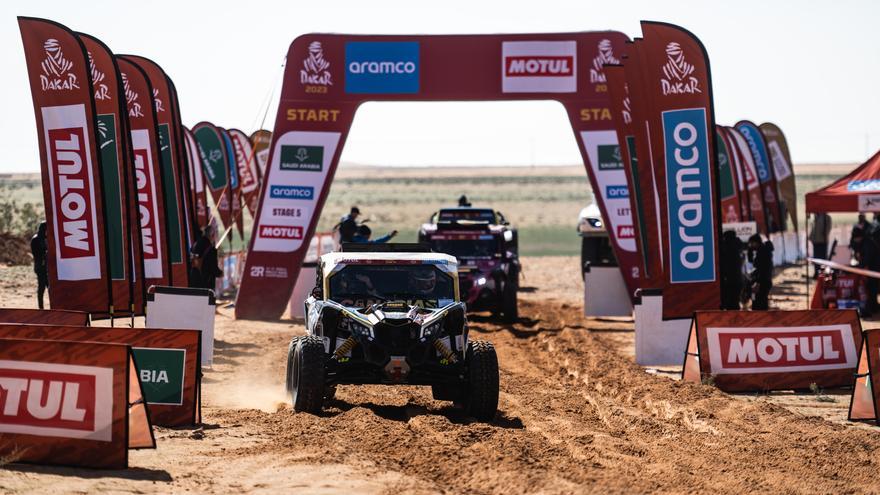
[
  {"x1": 476, "y1": 277, "x2": 487, "y2": 286},
  {"x1": 420, "y1": 321, "x2": 443, "y2": 339}
]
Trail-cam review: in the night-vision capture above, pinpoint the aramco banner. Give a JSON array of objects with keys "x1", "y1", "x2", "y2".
[
  {"x1": 116, "y1": 57, "x2": 171, "y2": 289},
  {"x1": 736, "y1": 120, "x2": 784, "y2": 232},
  {"x1": 683, "y1": 310, "x2": 862, "y2": 392},
  {"x1": 715, "y1": 126, "x2": 741, "y2": 223},
  {"x1": 18, "y1": 17, "x2": 112, "y2": 314},
  {"x1": 192, "y1": 122, "x2": 230, "y2": 228},
  {"x1": 604, "y1": 63, "x2": 646, "y2": 294},
  {"x1": 726, "y1": 126, "x2": 768, "y2": 234},
  {"x1": 622, "y1": 38, "x2": 665, "y2": 290},
  {"x1": 184, "y1": 126, "x2": 209, "y2": 229},
  {"x1": 120, "y1": 56, "x2": 188, "y2": 287},
  {"x1": 237, "y1": 32, "x2": 634, "y2": 319},
  {"x1": 220, "y1": 128, "x2": 244, "y2": 239},
  {"x1": 0, "y1": 338, "x2": 153, "y2": 469},
  {"x1": 250, "y1": 129, "x2": 272, "y2": 179},
  {"x1": 639, "y1": 21, "x2": 721, "y2": 319},
  {"x1": 78, "y1": 33, "x2": 137, "y2": 315},
  {"x1": 230, "y1": 128, "x2": 261, "y2": 217},
  {"x1": 760, "y1": 122, "x2": 797, "y2": 231}
]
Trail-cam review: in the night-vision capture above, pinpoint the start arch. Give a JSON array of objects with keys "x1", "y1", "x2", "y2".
[{"x1": 236, "y1": 32, "x2": 640, "y2": 320}]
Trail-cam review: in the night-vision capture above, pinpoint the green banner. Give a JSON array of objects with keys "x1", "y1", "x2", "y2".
[
  {"x1": 193, "y1": 125, "x2": 228, "y2": 191},
  {"x1": 716, "y1": 130, "x2": 736, "y2": 200},
  {"x1": 97, "y1": 114, "x2": 125, "y2": 280},
  {"x1": 133, "y1": 347, "x2": 186, "y2": 405},
  {"x1": 597, "y1": 144, "x2": 624, "y2": 171},
  {"x1": 158, "y1": 124, "x2": 183, "y2": 264}
]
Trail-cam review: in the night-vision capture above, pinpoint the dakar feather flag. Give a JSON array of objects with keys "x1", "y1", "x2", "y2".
[
  {"x1": 165, "y1": 77, "x2": 197, "y2": 247},
  {"x1": 726, "y1": 126, "x2": 768, "y2": 233},
  {"x1": 220, "y1": 128, "x2": 244, "y2": 239},
  {"x1": 250, "y1": 129, "x2": 272, "y2": 179},
  {"x1": 18, "y1": 17, "x2": 112, "y2": 314},
  {"x1": 192, "y1": 122, "x2": 231, "y2": 229},
  {"x1": 116, "y1": 57, "x2": 172, "y2": 289},
  {"x1": 184, "y1": 126, "x2": 210, "y2": 229},
  {"x1": 736, "y1": 120, "x2": 785, "y2": 232},
  {"x1": 119, "y1": 55, "x2": 189, "y2": 286},
  {"x1": 639, "y1": 21, "x2": 721, "y2": 319},
  {"x1": 230, "y1": 128, "x2": 261, "y2": 217},
  {"x1": 715, "y1": 126, "x2": 741, "y2": 223},
  {"x1": 78, "y1": 32, "x2": 143, "y2": 315},
  {"x1": 760, "y1": 122, "x2": 797, "y2": 230}
]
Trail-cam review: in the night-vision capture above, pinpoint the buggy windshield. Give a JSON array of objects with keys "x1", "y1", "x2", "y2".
[
  {"x1": 429, "y1": 236, "x2": 500, "y2": 259},
  {"x1": 328, "y1": 264, "x2": 455, "y2": 308}
]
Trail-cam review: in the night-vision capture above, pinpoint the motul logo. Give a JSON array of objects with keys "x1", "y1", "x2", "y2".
[
  {"x1": 133, "y1": 148, "x2": 158, "y2": 260},
  {"x1": 707, "y1": 325, "x2": 857, "y2": 374},
  {"x1": 617, "y1": 225, "x2": 635, "y2": 239},
  {"x1": 260, "y1": 225, "x2": 303, "y2": 240},
  {"x1": 49, "y1": 127, "x2": 95, "y2": 258},
  {"x1": 0, "y1": 360, "x2": 113, "y2": 441},
  {"x1": 505, "y1": 56, "x2": 573, "y2": 77}
]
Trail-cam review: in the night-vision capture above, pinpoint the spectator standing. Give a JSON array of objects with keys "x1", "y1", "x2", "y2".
[
  {"x1": 720, "y1": 230, "x2": 745, "y2": 310},
  {"x1": 30, "y1": 221, "x2": 48, "y2": 309},
  {"x1": 748, "y1": 234, "x2": 774, "y2": 310}
]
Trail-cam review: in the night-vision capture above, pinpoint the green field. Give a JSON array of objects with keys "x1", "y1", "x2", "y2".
[{"x1": 0, "y1": 165, "x2": 862, "y2": 256}]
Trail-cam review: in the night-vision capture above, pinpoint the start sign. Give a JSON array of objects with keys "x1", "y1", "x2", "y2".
[{"x1": 683, "y1": 309, "x2": 862, "y2": 392}]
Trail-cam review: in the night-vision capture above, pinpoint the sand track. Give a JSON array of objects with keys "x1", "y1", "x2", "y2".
[{"x1": 3, "y1": 260, "x2": 880, "y2": 493}]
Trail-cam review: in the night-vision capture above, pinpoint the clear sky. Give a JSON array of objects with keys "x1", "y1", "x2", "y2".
[{"x1": 2, "y1": 0, "x2": 878, "y2": 172}]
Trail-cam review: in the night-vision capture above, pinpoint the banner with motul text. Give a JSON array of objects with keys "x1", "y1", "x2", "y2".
[
  {"x1": 230, "y1": 128, "x2": 261, "y2": 217},
  {"x1": 192, "y1": 122, "x2": 230, "y2": 228},
  {"x1": 18, "y1": 17, "x2": 112, "y2": 314},
  {"x1": 639, "y1": 21, "x2": 721, "y2": 319},
  {"x1": 237, "y1": 32, "x2": 634, "y2": 319},
  {"x1": 0, "y1": 324, "x2": 201, "y2": 426},
  {"x1": 120, "y1": 56, "x2": 188, "y2": 287},
  {"x1": 736, "y1": 120, "x2": 784, "y2": 232},
  {"x1": 0, "y1": 338, "x2": 153, "y2": 469},
  {"x1": 78, "y1": 33, "x2": 138, "y2": 315},
  {"x1": 760, "y1": 122, "x2": 798, "y2": 231},
  {"x1": 683, "y1": 309, "x2": 862, "y2": 392},
  {"x1": 116, "y1": 57, "x2": 171, "y2": 288}
]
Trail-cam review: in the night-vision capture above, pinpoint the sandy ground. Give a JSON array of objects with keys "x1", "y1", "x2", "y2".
[{"x1": 3, "y1": 258, "x2": 880, "y2": 494}]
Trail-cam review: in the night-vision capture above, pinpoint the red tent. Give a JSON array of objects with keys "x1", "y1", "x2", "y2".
[{"x1": 806, "y1": 150, "x2": 880, "y2": 213}]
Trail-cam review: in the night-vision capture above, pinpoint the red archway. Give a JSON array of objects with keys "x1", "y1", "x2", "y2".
[{"x1": 236, "y1": 32, "x2": 640, "y2": 320}]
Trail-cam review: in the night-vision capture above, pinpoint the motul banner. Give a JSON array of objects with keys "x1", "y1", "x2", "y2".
[
  {"x1": 736, "y1": 120, "x2": 784, "y2": 232},
  {"x1": 715, "y1": 127, "x2": 741, "y2": 223},
  {"x1": 116, "y1": 58, "x2": 171, "y2": 288},
  {"x1": 230, "y1": 128, "x2": 261, "y2": 217},
  {"x1": 250, "y1": 129, "x2": 272, "y2": 179},
  {"x1": 0, "y1": 325, "x2": 201, "y2": 426},
  {"x1": 0, "y1": 338, "x2": 153, "y2": 469},
  {"x1": 18, "y1": 17, "x2": 111, "y2": 314},
  {"x1": 639, "y1": 22, "x2": 721, "y2": 319},
  {"x1": 184, "y1": 127, "x2": 209, "y2": 229},
  {"x1": 192, "y1": 122, "x2": 230, "y2": 228},
  {"x1": 120, "y1": 56, "x2": 188, "y2": 287},
  {"x1": 604, "y1": 63, "x2": 646, "y2": 294},
  {"x1": 237, "y1": 32, "x2": 634, "y2": 319},
  {"x1": 0, "y1": 308, "x2": 89, "y2": 325},
  {"x1": 760, "y1": 122, "x2": 798, "y2": 231},
  {"x1": 622, "y1": 39, "x2": 665, "y2": 290},
  {"x1": 683, "y1": 309, "x2": 862, "y2": 392},
  {"x1": 220, "y1": 128, "x2": 244, "y2": 239},
  {"x1": 78, "y1": 33, "x2": 136, "y2": 316},
  {"x1": 726, "y1": 126, "x2": 768, "y2": 234},
  {"x1": 849, "y1": 328, "x2": 880, "y2": 422}
]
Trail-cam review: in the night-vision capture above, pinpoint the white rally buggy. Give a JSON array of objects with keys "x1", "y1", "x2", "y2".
[{"x1": 286, "y1": 243, "x2": 500, "y2": 421}]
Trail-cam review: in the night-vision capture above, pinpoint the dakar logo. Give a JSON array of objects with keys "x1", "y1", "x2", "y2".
[
  {"x1": 590, "y1": 39, "x2": 619, "y2": 84},
  {"x1": 40, "y1": 39, "x2": 80, "y2": 91},
  {"x1": 87, "y1": 52, "x2": 110, "y2": 101},
  {"x1": 660, "y1": 42, "x2": 701, "y2": 96},
  {"x1": 121, "y1": 72, "x2": 143, "y2": 118},
  {"x1": 622, "y1": 96, "x2": 632, "y2": 125},
  {"x1": 301, "y1": 41, "x2": 332, "y2": 86},
  {"x1": 152, "y1": 88, "x2": 165, "y2": 113}
]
